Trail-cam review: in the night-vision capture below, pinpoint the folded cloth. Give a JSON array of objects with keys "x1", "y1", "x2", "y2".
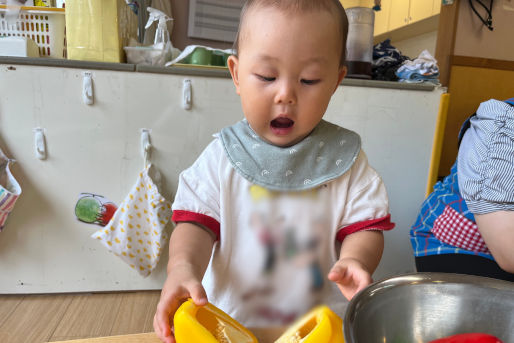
[
  {"x1": 0, "y1": 147, "x2": 21, "y2": 232},
  {"x1": 396, "y1": 71, "x2": 440, "y2": 84},
  {"x1": 92, "y1": 164, "x2": 172, "y2": 277},
  {"x1": 396, "y1": 49, "x2": 440, "y2": 84},
  {"x1": 372, "y1": 39, "x2": 410, "y2": 81}
]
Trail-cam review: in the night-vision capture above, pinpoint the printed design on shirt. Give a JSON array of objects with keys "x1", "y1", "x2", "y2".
[
  {"x1": 241, "y1": 184, "x2": 329, "y2": 324},
  {"x1": 246, "y1": 186, "x2": 326, "y2": 284}
]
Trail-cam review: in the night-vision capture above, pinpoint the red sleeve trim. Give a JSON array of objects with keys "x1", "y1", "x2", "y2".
[
  {"x1": 336, "y1": 214, "x2": 395, "y2": 242},
  {"x1": 172, "y1": 210, "x2": 221, "y2": 241}
]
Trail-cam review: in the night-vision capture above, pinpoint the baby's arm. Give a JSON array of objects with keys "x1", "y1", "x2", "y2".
[
  {"x1": 154, "y1": 222, "x2": 215, "y2": 343},
  {"x1": 475, "y1": 211, "x2": 514, "y2": 273},
  {"x1": 328, "y1": 230, "x2": 384, "y2": 300}
]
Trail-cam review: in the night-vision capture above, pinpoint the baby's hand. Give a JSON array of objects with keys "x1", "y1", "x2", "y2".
[
  {"x1": 327, "y1": 258, "x2": 372, "y2": 301},
  {"x1": 153, "y1": 263, "x2": 208, "y2": 343}
]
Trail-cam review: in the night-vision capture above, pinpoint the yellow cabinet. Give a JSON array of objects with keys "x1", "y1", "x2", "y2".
[
  {"x1": 340, "y1": 0, "x2": 374, "y2": 8},
  {"x1": 410, "y1": 0, "x2": 434, "y2": 23},
  {"x1": 433, "y1": 0, "x2": 441, "y2": 15},
  {"x1": 374, "y1": 0, "x2": 391, "y2": 35},
  {"x1": 343, "y1": 0, "x2": 439, "y2": 37},
  {"x1": 388, "y1": 0, "x2": 436, "y2": 31},
  {"x1": 388, "y1": 0, "x2": 410, "y2": 30}
]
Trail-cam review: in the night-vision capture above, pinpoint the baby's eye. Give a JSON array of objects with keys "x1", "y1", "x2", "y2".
[
  {"x1": 256, "y1": 74, "x2": 276, "y2": 82},
  {"x1": 301, "y1": 79, "x2": 320, "y2": 85}
]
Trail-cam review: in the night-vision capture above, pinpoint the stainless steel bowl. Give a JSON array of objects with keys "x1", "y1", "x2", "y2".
[{"x1": 344, "y1": 273, "x2": 514, "y2": 342}]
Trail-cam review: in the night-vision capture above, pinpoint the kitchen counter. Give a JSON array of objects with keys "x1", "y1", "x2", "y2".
[{"x1": 0, "y1": 56, "x2": 436, "y2": 91}]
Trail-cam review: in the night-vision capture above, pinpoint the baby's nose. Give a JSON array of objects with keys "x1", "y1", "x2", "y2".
[{"x1": 274, "y1": 80, "x2": 297, "y2": 104}]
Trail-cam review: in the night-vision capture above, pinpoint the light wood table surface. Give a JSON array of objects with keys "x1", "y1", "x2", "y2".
[{"x1": 49, "y1": 328, "x2": 285, "y2": 343}]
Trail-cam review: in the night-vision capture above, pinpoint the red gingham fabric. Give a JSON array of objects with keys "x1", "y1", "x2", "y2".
[{"x1": 431, "y1": 205, "x2": 490, "y2": 253}]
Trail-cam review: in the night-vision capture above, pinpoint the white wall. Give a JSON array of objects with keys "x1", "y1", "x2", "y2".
[
  {"x1": 455, "y1": 0, "x2": 514, "y2": 61},
  {"x1": 392, "y1": 30, "x2": 438, "y2": 60}
]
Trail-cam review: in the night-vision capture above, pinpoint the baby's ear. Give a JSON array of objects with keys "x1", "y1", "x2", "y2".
[
  {"x1": 336, "y1": 65, "x2": 347, "y2": 90},
  {"x1": 227, "y1": 55, "x2": 241, "y2": 94}
]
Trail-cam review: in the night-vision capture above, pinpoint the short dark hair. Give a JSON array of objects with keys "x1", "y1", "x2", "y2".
[{"x1": 233, "y1": 0, "x2": 349, "y2": 66}]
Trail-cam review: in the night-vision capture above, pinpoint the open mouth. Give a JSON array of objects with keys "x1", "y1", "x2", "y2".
[{"x1": 270, "y1": 117, "x2": 294, "y2": 129}]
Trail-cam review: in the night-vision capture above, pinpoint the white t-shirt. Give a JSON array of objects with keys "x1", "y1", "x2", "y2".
[{"x1": 172, "y1": 138, "x2": 392, "y2": 327}]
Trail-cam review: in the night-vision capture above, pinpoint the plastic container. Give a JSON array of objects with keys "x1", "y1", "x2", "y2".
[
  {"x1": 124, "y1": 45, "x2": 171, "y2": 66},
  {"x1": 0, "y1": 5, "x2": 66, "y2": 58},
  {"x1": 65, "y1": 0, "x2": 138, "y2": 63},
  {"x1": 174, "y1": 299, "x2": 258, "y2": 343},
  {"x1": 345, "y1": 7, "x2": 374, "y2": 79},
  {"x1": 178, "y1": 46, "x2": 229, "y2": 67},
  {"x1": 275, "y1": 305, "x2": 344, "y2": 342},
  {"x1": 0, "y1": 36, "x2": 40, "y2": 57},
  {"x1": 34, "y1": 0, "x2": 56, "y2": 6}
]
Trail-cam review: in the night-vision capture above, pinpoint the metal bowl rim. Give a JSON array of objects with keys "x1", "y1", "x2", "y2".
[{"x1": 343, "y1": 272, "x2": 514, "y2": 342}]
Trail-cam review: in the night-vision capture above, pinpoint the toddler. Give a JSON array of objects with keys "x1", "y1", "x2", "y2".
[{"x1": 154, "y1": 1, "x2": 394, "y2": 342}]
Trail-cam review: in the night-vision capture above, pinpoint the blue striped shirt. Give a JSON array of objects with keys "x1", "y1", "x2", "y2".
[{"x1": 458, "y1": 99, "x2": 514, "y2": 214}]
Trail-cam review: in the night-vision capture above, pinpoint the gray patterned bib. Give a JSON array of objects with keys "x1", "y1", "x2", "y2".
[{"x1": 219, "y1": 119, "x2": 361, "y2": 191}]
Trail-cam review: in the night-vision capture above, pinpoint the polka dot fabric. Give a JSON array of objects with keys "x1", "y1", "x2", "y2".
[{"x1": 92, "y1": 165, "x2": 172, "y2": 277}]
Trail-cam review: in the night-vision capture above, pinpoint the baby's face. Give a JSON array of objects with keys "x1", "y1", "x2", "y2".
[{"x1": 228, "y1": 6, "x2": 346, "y2": 147}]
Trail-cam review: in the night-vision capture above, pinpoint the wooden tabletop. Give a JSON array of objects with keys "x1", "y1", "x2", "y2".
[
  {"x1": 49, "y1": 328, "x2": 285, "y2": 343},
  {"x1": 50, "y1": 333, "x2": 160, "y2": 343},
  {"x1": 0, "y1": 291, "x2": 284, "y2": 343}
]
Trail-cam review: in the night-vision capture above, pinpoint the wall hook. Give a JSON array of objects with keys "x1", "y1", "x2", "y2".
[
  {"x1": 33, "y1": 128, "x2": 46, "y2": 160},
  {"x1": 141, "y1": 128, "x2": 152, "y2": 167},
  {"x1": 182, "y1": 79, "x2": 192, "y2": 110},
  {"x1": 83, "y1": 71, "x2": 94, "y2": 105}
]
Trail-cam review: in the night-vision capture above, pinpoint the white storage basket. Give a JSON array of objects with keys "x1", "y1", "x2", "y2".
[{"x1": 0, "y1": 5, "x2": 66, "y2": 58}]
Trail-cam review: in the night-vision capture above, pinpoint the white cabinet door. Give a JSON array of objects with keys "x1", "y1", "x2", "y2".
[{"x1": 0, "y1": 65, "x2": 243, "y2": 293}]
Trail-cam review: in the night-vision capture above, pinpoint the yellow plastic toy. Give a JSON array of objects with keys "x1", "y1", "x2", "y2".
[
  {"x1": 174, "y1": 300, "x2": 344, "y2": 343},
  {"x1": 174, "y1": 299, "x2": 258, "y2": 343},
  {"x1": 274, "y1": 305, "x2": 345, "y2": 343}
]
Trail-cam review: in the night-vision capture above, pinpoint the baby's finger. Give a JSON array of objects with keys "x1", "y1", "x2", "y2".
[
  {"x1": 188, "y1": 283, "x2": 208, "y2": 306},
  {"x1": 353, "y1": 267, "x2": 372, "y2": 286},
  {"x1": 327, "y1": 264, "x2": 348, "y2": 282},
  {"x1": 153, "y1": 312, "x2": 175, "y2": 343},
  {"x1": 155, "y1": 296, "x2": 181, "y2": 341}
]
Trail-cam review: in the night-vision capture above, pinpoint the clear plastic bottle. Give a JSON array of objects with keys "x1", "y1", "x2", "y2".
[
  {"x1": 345, "y1": 7, "x2": 375, "y2": 79},
  {"x1": 154, "y1": 15, "x2": 170, "y2": 45}
]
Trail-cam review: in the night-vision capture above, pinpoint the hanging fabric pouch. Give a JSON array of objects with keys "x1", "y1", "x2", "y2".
[
  {"x1": 92, "y1": 164, "x2": 172, "y2": 277},
  {"x1": 0, "y1": 148, "x2": 21, "y2": 232}
]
